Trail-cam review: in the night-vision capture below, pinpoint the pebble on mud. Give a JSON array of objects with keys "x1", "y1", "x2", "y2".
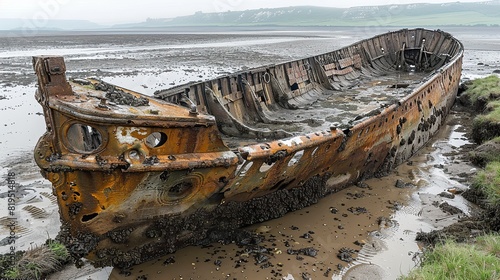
[
  {"x1": 439, "y1": 202, "x2": 464, "y2": 215},
  {"x1": 347, "y1": 206, "x2": 368, "y2": 215},
  {"x1": 337, "y1": 247, "x2": 356, "y2": 262},
  {"x1": 286, "y1": 247, "x2": 319, "y2": 257},
  {"x1": 438, "y1": 192, "x2": 455, "y2": 199},
  {"x1": 395, "y1": 179, "x2": 416, "y2": 188}
]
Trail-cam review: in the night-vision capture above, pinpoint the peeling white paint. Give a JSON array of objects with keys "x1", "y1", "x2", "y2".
[
  {"x1": 240, "y1": 147, "x2": 255, "y2": 154},
  {"x1": 279, "y1": 136, "x2": 304, "y2": 147},
  {"x1": 116, "y1": 126, "x2": 147, "y2": 144}
]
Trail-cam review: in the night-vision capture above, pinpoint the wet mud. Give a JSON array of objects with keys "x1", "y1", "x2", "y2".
[{"x1": 1, "y1": 26, "x2": 499, "y2": 280}]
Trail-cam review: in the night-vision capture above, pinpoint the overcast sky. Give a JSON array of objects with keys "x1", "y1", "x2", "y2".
[{"x1": 0, "y1": 0, "x2": 487, "y2": 24}]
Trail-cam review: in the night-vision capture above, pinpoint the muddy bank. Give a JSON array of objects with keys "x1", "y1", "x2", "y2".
[{"x1": 416, "y1": 76, "x2": 500, "y2": 247}]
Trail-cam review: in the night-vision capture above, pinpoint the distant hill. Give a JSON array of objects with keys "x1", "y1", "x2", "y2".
[
  {"x1": 1, "y1": 1, "x2": 499, "y2": 31},
  {"x1": 114, "y1": 1, "x2": 500, "y2": 28},
  {"x1": 0, "y1": 18, "x2": 104, "y2": 31}
]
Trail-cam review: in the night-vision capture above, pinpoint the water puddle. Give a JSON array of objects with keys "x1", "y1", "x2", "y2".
[{"x1": 0, "y1": 85, "x2": 46, "y2": 158}]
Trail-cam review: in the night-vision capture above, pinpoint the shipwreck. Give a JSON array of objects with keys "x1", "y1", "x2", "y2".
[{"x1": 32, "y1": 28, "x2": 463, "y2": 267}]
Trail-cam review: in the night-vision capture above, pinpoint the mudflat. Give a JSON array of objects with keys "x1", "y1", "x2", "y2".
[{"x1": 1, "y1": 26, "x2": 499, "y2": 279}]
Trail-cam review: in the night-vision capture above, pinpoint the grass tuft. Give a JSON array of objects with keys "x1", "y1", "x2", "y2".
[
  {"x1": 1, "y1": 240, "x2": 69, "y2": 280},
  {"x1": 464, "y1": 75, "x2": 500, "y2": 106},
  {"x1": 403, "y1": 235, "x2": 500, "y2": 280},
  {"x1": 476, "y1": 234, "x2": 500, "y2": 258},
  {"x1": 473, "y1": 161, "x2": 500, "y2": 207},
  {"x1": 467, "y1": 76, "x2": 500, "y2": 143}
]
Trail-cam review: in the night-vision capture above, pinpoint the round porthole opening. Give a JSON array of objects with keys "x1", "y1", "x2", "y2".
[
  {"x1": 67, "y1": 123, "x2": 103, "y2": 153},
  {"x1": 145, "y1": 132, "x2": 168, "y2": 148}
]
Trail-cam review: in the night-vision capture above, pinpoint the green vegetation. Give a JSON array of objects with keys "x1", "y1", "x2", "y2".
[
  {"x1": 403, "y1": 235, "x2": 500, "y2": 280},
  {"x1": 462, "y1": 75, "x2": 500, "y2": 106},
  {"x1": 480, "y1": 100, "x2": 500, "y2": 123},
  {"x1": 0, "y1": 240, "x2": 69, "y2": 280},
  {"x1": 464, "y1": 75, "x2": 500, "y2": 217},
  {"x1": 473, "y1": 161, "x2": 500, "y2": 207},
  {"x1": 461, "y1": 75, "x2": 500, "y2": 143}
]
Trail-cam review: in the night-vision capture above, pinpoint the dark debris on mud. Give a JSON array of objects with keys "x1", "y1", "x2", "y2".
[
  {"x1": 415, "y1": 219, "x2": 488, "y2": 245},
  {"x1": 438, "y1": 202, "x2": 464, "y2": 215},
  {"x1": 337, "y1": 247, "x2": 357, "y2": 262}
]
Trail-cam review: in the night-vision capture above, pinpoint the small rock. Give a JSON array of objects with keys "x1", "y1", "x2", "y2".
[
  {"x1": 347, "y1": 206, "x2": 368, "y2": 215},
  {"x1": 300, "y1": 232, "x2": 312, "y2": 239},
  {"x1": 301, "y1": 272, "x2": 311, "y2": 280},
  {"x1": 254, "y1": 253, "x2": 268, "y2": 264},
  {"x1": 356, "y1": 181, "x2": 369, "y2": 189},
  {"x1": 395, "y1": 179, "x2": 405, "y2": 188},
  {"x1": 439, "y1": 202, "x2": 464, "y2": 215},
  {"x1": 395, "y1": 179, "x2": 416, "y2": 188},
  {"x1": 323, "y1": 267, "x2": 332, "y2": 277},
  {"x1": 337, "y1": 247, "x2": 356, "y2": 262},
  {"x1": 438, "y1": 192, "x2": 455, "y2": 199},
  {"x1": 287, "y1": 247, "x2": 318, "y2": 257}
]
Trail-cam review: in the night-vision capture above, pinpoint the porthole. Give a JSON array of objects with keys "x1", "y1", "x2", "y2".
[
  {"x1": 145, "y1": 132, "x2": 168, "y2": 148},
  {"x1": 66, "y1": 123, "x2": 103, "y2": 153}
]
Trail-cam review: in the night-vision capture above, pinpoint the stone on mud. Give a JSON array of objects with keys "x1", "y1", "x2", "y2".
[
  {"x1": 438, "y1": 202, "x2": 464, "y2": 215},
  {"x1": 438, "y1": 192, "x2": 455, "y2": 199},
  {"x1": 395, "y1": 179, "x2": 416, "y2": 189}
]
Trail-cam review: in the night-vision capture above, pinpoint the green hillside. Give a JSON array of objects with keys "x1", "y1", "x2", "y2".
[{"x1": 118, "y1": 1, "x2": 500, "y2": 28}]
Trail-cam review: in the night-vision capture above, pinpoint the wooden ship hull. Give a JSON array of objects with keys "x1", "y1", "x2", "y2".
[{"x1": 32, "y1": 28, "x2": 463, "y2": 267}]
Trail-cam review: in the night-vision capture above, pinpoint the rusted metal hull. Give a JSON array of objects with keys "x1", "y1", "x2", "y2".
[{"x1": 32, "y1": 28, "x2": 463, "y2": 267}]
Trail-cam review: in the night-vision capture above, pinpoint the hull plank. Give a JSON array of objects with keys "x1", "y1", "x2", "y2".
[{"x1": 32, "y1": 28, "x2": 463, "y2": 267}]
